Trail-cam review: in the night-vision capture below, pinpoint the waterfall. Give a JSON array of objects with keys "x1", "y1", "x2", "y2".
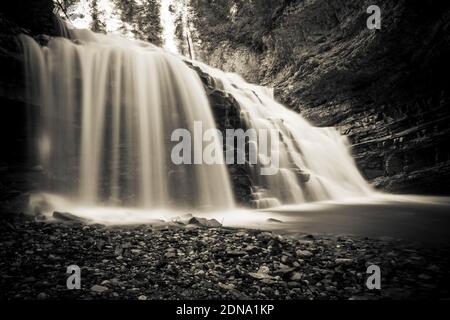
[
  {"x1": 19, "y1": 15, "x2": 374, "y2": 215},
  {"x1": 190, "y1": 62, "x2": 374, "y2": 208},
  {"x1": 19, "y1": 29, "x2": 235, "y2": 211},
  {"x1": 54, "y1": 16, "x2": 74, "y2": 39}
]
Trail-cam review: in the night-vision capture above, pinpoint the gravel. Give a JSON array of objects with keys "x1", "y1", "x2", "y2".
[{"x1": 1, "y1": 212, "x2": 450, "y2": 300}]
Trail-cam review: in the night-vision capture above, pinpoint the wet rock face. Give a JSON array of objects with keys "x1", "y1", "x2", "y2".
[
  {"x1": 0, "y1": 1, "x2": 56, "y2": 36},
  {"x1": 0, "y1": 2, "x2": 56, "y2": 198},
  {"x1": 192, "y1": 0, "x2": 450, "y2": 195},
  {"x1": 186, "y1": 61, "x2": 254, "y2": 205}
]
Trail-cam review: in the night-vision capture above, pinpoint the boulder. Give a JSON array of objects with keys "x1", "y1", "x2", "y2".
[
  {"x1": 53, "y1": 211, "x2": 90, "y2": 223},
  {"x1": 188, "y1": 217, "x2": 222, "y2": 228}
]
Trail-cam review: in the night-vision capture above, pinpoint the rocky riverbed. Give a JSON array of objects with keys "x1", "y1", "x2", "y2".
[{"x1": 1, "y1": 212, "x2": 450, "y2": 300}]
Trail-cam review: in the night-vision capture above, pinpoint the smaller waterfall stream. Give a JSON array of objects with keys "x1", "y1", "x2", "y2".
[{"x1": 190, "y1": 62, "x2": 374, "y2": 207}]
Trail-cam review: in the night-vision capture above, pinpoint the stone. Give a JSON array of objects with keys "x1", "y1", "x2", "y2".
[
  {"x1": 296, "y1": 250, "x2": 313, "y2": 258},
  {"x1": 418, "y1": 274, "x2": 432, "y2": 281},
  {"x1": 291, "y1": 272, "x2": 303, "y2": 281},
  {"x1": 335, "y1": 258, "x2": 354, "y2": 266},
  {"x1": 427, "y1": 265, "x2": 440, "y2": 272},
  {"x1": 226, "y1": 250, "x2": 247, "y2": 257},
  {"x1": 229, "y1": 289, "x2": 251, "y2": 300},
  {"x1": 188, "y1": 217, "x2": 222, "y2": 228},
  {"x1": 257, "y1": 232, "x2": 274, "y2": 242},
  {"x1": 35, "y1": 214, "x2": 46, "y2": 222},
  {"x1": 195, "y1": 270, "x2": 205, "y2": 276},
  {"x1": 91, "y1": 285, "x2": 109, "y2": 293},
  {"x1": 274, "y1": 264, "x2": 295, "y2": 276},
  {"x1": 96, "y1": 240, "x2": 106, "y2": 251},
  {"x1": 53, "y1": 211, "x2": 90, "y2": 223},
  {"x1": 243, "y1": 245, "x2": 260, "y2": 254},
  {"x1": 267, "y1": 218, "x2": 283, "y2": 223},
  {"x1": 287, "y1": 281, "x2": 301, "y2": 288},
  {"x1": 165, "y1": 251, "x2": 177, "y2": 258},
  {"x1": 218, "y1": 283, "x2": 236, "y2": 290},
  {"x1": 248, "y1": 266, "x2": 275, "y2": 280},
  {"x1": 115, "y1": 246, "x2": 124, "y2": 256},
  {"x1": 36, "y1": 292, "x2": 48, "y2": 300},
  {"x1": 172, "y1": 213, "x2": 194, "y2": 225}
]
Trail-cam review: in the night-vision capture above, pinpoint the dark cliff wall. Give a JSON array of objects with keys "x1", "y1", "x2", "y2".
[
  {"x1": 0, "y1": 1, "x2": 56, "y2": 199},
  {"x1": 190, "y1": 0, "x2": 450, "y2": 195},
  {"x1": 0, "y1": 1, "x2": 55, "y2": 36},
  {"x1": 0, "y1": 0, "x2": 56, "y2": 151},
  {"x1": 185, "y1": 61, "x2": 254, "y2": 205}
]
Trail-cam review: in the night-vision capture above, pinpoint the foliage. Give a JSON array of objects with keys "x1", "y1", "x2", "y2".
[
  {"x1": 1, "y1": 0, "x2": 55, "y2": 35},
  {"x1": 113, "y1": 0, "x2": 162, "y2": 45},
  {"x1": 54, "y1": 0, "x2": 162, "y2": 44},
  {"x1": 190, "y1": 0, "x2": 296, "y2": 52},
  {"x1": 90, "y1": 0, "x2": 105, "y2": 33}
]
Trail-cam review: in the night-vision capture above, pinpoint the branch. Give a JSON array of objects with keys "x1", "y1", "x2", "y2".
[{"x1": 54, "y1": 0, "x2": 73, "y2": 24}]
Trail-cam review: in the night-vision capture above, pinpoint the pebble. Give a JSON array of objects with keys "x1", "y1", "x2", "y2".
[
  {"x1": 91, "y1": 285, "x2": 109, "y2": 293},
  {"x1": 296, "y1": 250, "x2": 313, "y2": 258},
  {"x1": 0, "y1": 213, "x2": 448, "y2": 300},
  {"x1": 335, "y1": 258, "x2": 354, "y2": 265},
  {"x1": 36, "y1": 292, "x2": 48, "y2": 300}
]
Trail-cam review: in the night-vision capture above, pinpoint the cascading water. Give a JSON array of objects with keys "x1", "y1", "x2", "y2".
[
  {"x1": 190, "y1": 62, "x2": 374, "y2": 208},
  {"x1": 54, "y1": 16, "x2": 75, "y2": 40},
  {"x1": 19, "y1": 28, "x2": 235, "y2": 211},
  {"x1": 20, "y1": 11, "x2": 374, "y2": 219}
]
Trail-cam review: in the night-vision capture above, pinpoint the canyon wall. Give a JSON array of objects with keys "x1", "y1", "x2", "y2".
[
  {"x1": 190, "y1": 0, "x2": 450, "y2": 195},
  {"x1": 0, "y1": 1, "x2": 56, "y2": 211}
]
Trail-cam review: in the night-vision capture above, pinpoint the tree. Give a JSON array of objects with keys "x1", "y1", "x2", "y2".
[
  {"x1": 113, "y1": 0, "x2": 162, "y2": 45},
  {"x1": 90, "y1": 0, "x2": 105, "y2": 33}
]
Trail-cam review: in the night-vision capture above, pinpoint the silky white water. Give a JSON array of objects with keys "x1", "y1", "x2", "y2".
[
  {"x1": 20, "y1": 29, "x2": 234, "y2": 211},
  {"x1": 189, "y1": 62, "x2": 373, "y2": 208},
  {"x1": 20, "y1": 15, "x2": 373, "y2": 215}
]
